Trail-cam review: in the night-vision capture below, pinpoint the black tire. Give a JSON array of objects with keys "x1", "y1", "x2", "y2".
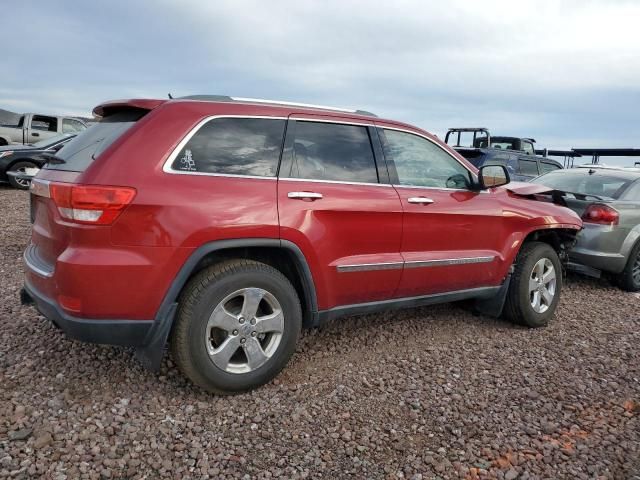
[
  {"x1": 616, "y1": 241, "x2": 640, "y2": 292},
  {"x1": 7, "y1": 161, "x2": 37, "y2": 190},
  {"x1": 171, "y1": 259, "x2": 302, "y2": 394},
  {"x1": 503, "y1": 241, "x2": 562, "y2": 328}
]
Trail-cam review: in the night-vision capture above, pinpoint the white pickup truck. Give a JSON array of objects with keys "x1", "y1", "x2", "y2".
[{"x1": 0, "y1": 113, "x2": 87, "y2": 146}]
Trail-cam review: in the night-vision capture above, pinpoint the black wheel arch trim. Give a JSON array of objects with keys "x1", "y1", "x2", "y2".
[{"x1": 137, "y1": 238, "x2": 319, "y2": 370}]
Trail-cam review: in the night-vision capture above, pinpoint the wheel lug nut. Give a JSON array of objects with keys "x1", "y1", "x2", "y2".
[
  {"x1": 232, "y1": 330, "x2": 238, "y2": 336},
  {"x1": 250, "y1": 318, "x2": 256, "y2": 325},
  {"x1": 240, "y1": 338, "x2": 246, "y2": 344},
  {"x1": 251, "y1": 331, "x2": 257, "y2": 337},
  {"x1": 239, "y1": 317, "x2": 245, "y2": 324}
]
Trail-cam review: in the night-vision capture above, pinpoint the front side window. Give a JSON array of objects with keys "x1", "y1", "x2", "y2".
[
  {"x1": 171, "y1": 118, "x2": 286, "y2": 177},
  {"x1": 283, "y1": 121, "x2": 378, "y2": 183},
  {"x1": 519, "y1": 159, "x2": 539, "y2": 176},
  {"x1": 382, "y1": 129, "x2": 471, "y2": 189}
]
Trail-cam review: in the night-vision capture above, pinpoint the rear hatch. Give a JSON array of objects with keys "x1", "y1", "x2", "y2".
[{"x1": 28, "y1": 107, "x2": 153, "y2": 279}]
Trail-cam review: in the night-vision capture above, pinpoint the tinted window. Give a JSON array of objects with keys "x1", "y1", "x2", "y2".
[
  {"x1": 540, "y1": 161, "x2": 561, "y2": 174},
  {"x1": 519, "y1": 159, "x2": 539, "y2": 176},
  {"x1": 46, "y1": 110, "x2": 145, "y2": 172},
  {"x1": 172, "y1": 118, "x2": 285, "y2": 177},
  {"x1": 31, "y1": 115, "x2": 57, "y2": 132},
  {"x1": 283, "y1": 121, "x2": 378, "y2": 183},
  {"x1": 382, "y1": 129, "x2": 471, "y2": 189},
  {"x1": 533, "y1": 171, "x2": 634, "y2": 199}
]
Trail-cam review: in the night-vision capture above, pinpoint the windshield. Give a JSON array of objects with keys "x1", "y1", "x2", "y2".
[
  {"x1": 31, "y1": 134, "x2": 73, "y2": 149},
  {"x1": 533, "y1": 171, "x2": 634, "y2": 199},
  {"x1": 45, "y1": 109, "x2": 146, "y2": 172}
]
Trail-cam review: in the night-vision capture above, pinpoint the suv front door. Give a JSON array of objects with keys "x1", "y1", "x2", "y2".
[
  {"x1": 277, "y1": 116, "x2": 403, "y2": 310},
  {"x1": 378, "y1": 127, "x2": 506, "y2": 297}
]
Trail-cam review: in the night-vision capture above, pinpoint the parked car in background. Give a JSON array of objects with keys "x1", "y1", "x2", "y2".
[
  {"x1": 0, "y1": 113, "x2": 86, "y2": 146},
  {"x1": 532, "y1": 165, "x2": 640, "y2": 291},
  {"x1": 22, "y1": 96, "x2": 581, "y2": 393},
  {"x1": 0, "y1": 134, "x2": 76, "y2": 189},
  {"x1": 445, "y1": 128, "x2": 563, "y2": 181}
]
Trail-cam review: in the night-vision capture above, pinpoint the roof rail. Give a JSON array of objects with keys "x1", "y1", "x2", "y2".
[{"x1": 178, "y1": 95, "x2": 377, "y2": 117}]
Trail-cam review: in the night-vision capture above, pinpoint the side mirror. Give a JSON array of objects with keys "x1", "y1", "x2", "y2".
[{"x1": 479, "y1": 164, "x2": 510, "y2": 189}]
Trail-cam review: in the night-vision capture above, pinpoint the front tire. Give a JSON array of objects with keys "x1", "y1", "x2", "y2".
[
  {"x1": 616, "y1": 241, "x2": 640, "y2": 292},
  {"x1": 171, "y1": 259, "x2": 302, "y2": 394},
  {"x1": 503, "y1": 242, "x2": 562, "y2": 327}
]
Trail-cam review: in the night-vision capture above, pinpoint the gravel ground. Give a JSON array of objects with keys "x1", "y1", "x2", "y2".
[{"x1": 0, "y1": 185, "x2": 639, "y2": 480}]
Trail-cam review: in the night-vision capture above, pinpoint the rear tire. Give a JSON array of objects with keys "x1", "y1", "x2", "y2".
[
  {"x1": 7, "y1": 161, "x2": 37, "y2": 190},
  {"x1": 171, "y1": 259, "x2": 302, "y2": 394},
  {"x1": 503, "y1": 242, "x2": 562, "y2": 328},
  {"x1": 616, "y1": 241, "x2": 640, "y2": 292}
]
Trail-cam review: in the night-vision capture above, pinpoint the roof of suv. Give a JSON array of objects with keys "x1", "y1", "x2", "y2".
[{"x1": 92, "y1": 96, "x2": 415, "y2": 130}]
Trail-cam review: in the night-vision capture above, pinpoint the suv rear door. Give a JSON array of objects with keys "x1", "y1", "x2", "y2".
[
  {"x1": 277, "y1": 115, "x2": 403, "y2": 310},
  {"x1": 377, "y1": 126, "x2": 505, "y2": 297}
]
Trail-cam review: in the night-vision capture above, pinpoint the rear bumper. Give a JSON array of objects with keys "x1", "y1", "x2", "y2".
[
  {"x1": 568, "y1": 223, "x2": 630, "y2": 274},
  {"x1": 569, "y1": 248, "x2": 627, "y2": 274},
  {"x1": 22, "y1": 281, "x2": 153, "y2": 347}
]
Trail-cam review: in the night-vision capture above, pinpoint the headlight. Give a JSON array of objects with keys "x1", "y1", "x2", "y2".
[{"x1": 0, "y1": 151, "x2": 14, "y2": 158}]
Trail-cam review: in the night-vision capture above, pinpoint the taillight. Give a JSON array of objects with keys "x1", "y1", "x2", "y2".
[
  {"x1": 49, "y1": 183, "x2": 136, "y2": 225},
  {"x1": 582, "y1": 204, "x2": 619, "y2": 225}
]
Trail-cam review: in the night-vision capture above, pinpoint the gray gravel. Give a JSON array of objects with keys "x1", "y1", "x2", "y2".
[{"x1": 1, "y1": 185, "x2": 639, "y2": 479}]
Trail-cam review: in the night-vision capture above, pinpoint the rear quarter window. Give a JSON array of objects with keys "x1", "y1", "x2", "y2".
[{"x1": 169, "y1": 117, "x2": 286, "y2": 177}]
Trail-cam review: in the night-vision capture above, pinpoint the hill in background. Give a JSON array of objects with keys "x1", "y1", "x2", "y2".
[{"x1": 0, "y1": 108, "x2": 20, "y2": 125}]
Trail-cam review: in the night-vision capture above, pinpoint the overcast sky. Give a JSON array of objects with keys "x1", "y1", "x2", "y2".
[{"x1": 4, "y1": 0, "x2": 640, "y2": 163}]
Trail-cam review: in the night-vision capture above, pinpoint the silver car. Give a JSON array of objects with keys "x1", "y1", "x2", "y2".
[{"x1": 532, "y1": 166, "x2": 640, "y2": 291}]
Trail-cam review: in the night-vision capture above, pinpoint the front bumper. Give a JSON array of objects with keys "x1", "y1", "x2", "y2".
[{"x1": 22, "y1": 281, "x2": 153, "y2": 347}]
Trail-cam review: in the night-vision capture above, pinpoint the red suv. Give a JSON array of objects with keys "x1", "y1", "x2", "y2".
[{"x1": 22, "y1": 96, "x2": 582, "y2": 393}]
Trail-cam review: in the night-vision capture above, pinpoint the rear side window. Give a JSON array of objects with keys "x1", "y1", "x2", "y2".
[
  {"x1": 282, "y1": 121, "x2": 378, "y2": 183},
  {"x1": 519, "y1": 159, "x2": 539, "y2": 176},
  {"x1": 46, "y1": 109, "x2": 146, "y2": 172},
  {"x1": 171, "y1": 118, "x2": 285, "y2": 177}
]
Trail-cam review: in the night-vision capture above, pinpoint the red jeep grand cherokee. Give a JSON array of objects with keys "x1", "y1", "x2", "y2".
[{"x1": 22, "y1": 96, "x2": 582, "y2": 393}]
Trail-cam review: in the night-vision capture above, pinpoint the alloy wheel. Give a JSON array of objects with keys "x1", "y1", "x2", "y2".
[
  {"x1": 205, "y1": 288, "x2": 284, "y2": 374},
  {"x1": 529, "y1": 258, "x2": 556, "y2": 314}
]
